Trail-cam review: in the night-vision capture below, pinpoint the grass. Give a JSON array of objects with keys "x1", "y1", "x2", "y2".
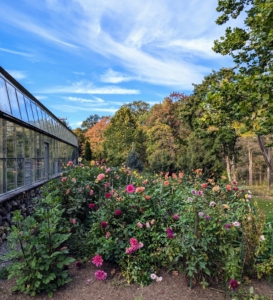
[{"x1": 241, "y1": 185, "x2": 273, "y2": 223}]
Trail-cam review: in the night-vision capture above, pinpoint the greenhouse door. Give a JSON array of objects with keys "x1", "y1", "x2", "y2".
[{"x1": 44, "y1": 142, "x2": 49, "y2": 179}]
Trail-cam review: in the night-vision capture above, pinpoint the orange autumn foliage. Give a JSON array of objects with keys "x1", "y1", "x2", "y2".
[{"x1": 85, "y1": 117, "x2": 110, "y2": 159}]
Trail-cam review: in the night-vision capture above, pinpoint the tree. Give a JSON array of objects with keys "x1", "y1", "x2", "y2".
[
  {"x1": 126, "y1": 147, "x2": 143, "y2": 172},
  {"x1": 72, "y1": 127, "x2": 86, "y2": 157},
  {"x1": 103, "y1": 106, "x2": 138, "y2": 166},
  {"x1": 84, "y1": 140, "x2": 92, "y2": 161},
  {"x1": 85, "y1": 117, "x2": 110, "y2": 160},
  {"x1": 214, "y1": 0, "x2": 273, "y2": 75},
  {"x1": 81, "y1": 114, "x2": 107, "y2": 132},
  {"x1": 213, "y1": 0, "x2": 273, "y2": 187}
]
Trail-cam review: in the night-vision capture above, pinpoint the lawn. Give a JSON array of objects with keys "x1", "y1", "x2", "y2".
[{"x1": 241, "y1": 185, "x2": 273, "y2": 223}]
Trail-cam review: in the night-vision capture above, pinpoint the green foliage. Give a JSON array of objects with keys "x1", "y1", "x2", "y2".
[
  {"x1": 84, "y1": 140, "x2": 92, "y2": 161},
  {"x1": 0, "y1": 266, "x2": 8, "y2": 280},
  {"x1": 40, "y1": 163, "x2": 267, "y2": 287},
  {"x1": 127, "y1": 149, "x2": 143, "y2": 172},
  {"x1": 3, "y1": 195, "x2": 74, "y2": 297}
]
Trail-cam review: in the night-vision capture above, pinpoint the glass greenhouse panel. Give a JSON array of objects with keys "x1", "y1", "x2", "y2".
[
  {"x1": 25, "y1": 97, "x2": 35, "y2": 126},
  {"x1": 6, "y1": 83, "x2": 21, "y2": 120},
  {"x1": 16, "y1": 91, "x2": 29, "y2": 123},
  {"x1": 0, "y1": 77, "x2": 11, "y2": 114}
]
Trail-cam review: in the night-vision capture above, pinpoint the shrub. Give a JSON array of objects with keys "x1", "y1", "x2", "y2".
[{"x1": 3, "y1": 195, "x2": 74, "y2": 297}]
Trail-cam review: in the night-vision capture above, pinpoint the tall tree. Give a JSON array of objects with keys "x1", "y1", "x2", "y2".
[
  {"x1": 72, "y1": 127, "x2": 86, "y2": 157},
  {"x1": 85, "y1": 117, "x2": 110, "y2": 160},
  {"x1": 84, "y1": 140, "x2": 92, "y2": 161},
  {"x1": 213, "y1": 0, "x2": 273, "y2": 187},
  {"x1": 81, "y1": 114, "x2": 107, "y2": 132},
  {"x1": 103, "y1": 106, "x2": 138, "y2": 166}
]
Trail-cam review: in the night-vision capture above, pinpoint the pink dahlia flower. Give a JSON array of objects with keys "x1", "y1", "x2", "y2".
[
  {"x1": 89, "y1": 203, "x2": 95, "y2": 209},
  {"x1": 137, "y1": 222, "x2": 143, "y2": 228},
  {"x1": 95, "y1": 270, "x2": 107, "y2": 281},
  {"x1": 101, "y1": 221, "x2": 108, "y2": 228},
  {"x1": 67, "y1": 161, "x2": 73, "y2": 166},
  {"x1": 61, "y1": 177, "x2": 67, "y2": 183},
  {"x1": 97, "y1": 173, "x2": 105, "y2": 181},
  {"x1": 114, "y1": 209, "x2": 122, "y2": 217},
  {"x1": 173, "y1": 214, "x2": 179, "y2": 220},
  {"x1": 105, "y1": 192, "x2": 111, "y2": 199},
  {"x1": 126, "y1": 184, "x2": 135, "y2": 193},
  {"x1": 89, "y1": 189, "x2": 94, "y2": 196},
  {"x1": 92, "y1": 254, "x2": 103, "y2": 267}
]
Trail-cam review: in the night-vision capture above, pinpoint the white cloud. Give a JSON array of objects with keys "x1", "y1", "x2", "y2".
[
  {"x1": 0, "y1": 47, "x2": 32, "y2": 58},
  {"x1": 0, "y1": 0, "x2": 245, "y2": 89},
  {"x1": 100, "y1": 69, "x2": 132, "y2": 83},
  {"x1": 62, "y1": 96, "x2": 105, "y2": 103},
  {"x1": 73, "y1": 71, "x2": 85, "y2": 75},
  {"x1": 70, "y1": 121, "x2": 83, "y2": 127},
  {"x1": 38, "y1": 81, "x2": 140, "y2": 95},
  {"x1": 6, "y1": 70, "x2": 27, "y2": 80}
]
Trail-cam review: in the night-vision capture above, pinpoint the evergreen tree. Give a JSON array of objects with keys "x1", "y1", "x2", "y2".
[
  {"x1": 84, "y1": 140, "x2": 92, "y2": 161},
  {"x1": 127, "y1": 149, "x2": 143, "y2": 172}
]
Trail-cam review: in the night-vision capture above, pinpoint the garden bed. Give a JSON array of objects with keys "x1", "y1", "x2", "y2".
[{"x1": 1, "y1": 261, "x2": 272, "y2": 300}]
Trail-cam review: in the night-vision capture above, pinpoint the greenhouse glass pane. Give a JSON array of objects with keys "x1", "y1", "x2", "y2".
[
  {"x1": 0, "y1": 77, "x2": 11, "y2": 114},
  {"x1": 25, "y1": 97, "x2": 34, "y2": 126},
  {"x1": 30, "y1": 101, "x2": 40, "y2": 128},
  {"x1": 0, "y1": 119, "x2": 6, "y2": 159},
  {"x1": 16, "y1": 125, "x2": 24, "y2": 158},
  {"x1": 6, "y1": 121, "x2": 15, "y2": 158},
  {"x1": 16, "y1": 91, "x2": 29, "y2": 122},
  {"x1": 6, "y1": 83, "x2": 21, "y2": 119},
  {"x1": 7, "y1": 158, "x2": 16, "y2": 191}
]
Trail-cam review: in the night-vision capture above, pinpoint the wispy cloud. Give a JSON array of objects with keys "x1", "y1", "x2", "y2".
[
  {"x1": 0, "y1": 2, "x2": 78, "y2": 49},
  {"x1": 100, "y1": 69, "x2": 132, "y2": 83},
  {"x1": 0, "y1": 47, "x2": 32, "y2": 58},
  {"x1": 38, "y1": 81, "x2": 140, "y2": 95},
  {"x1": 6, "y1": 70, "x2": 27, "y2": 80},
  {"x1": 62, "y1": 96, "x2": 104, "y2": 103},
  {"x1": 73, "y1": 71, "x2": 85, "y2": 75}
]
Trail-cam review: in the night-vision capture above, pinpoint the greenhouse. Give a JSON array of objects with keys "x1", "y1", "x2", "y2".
[{"x1": 0, "y1": 67, "x2": 78, "y2": 198}]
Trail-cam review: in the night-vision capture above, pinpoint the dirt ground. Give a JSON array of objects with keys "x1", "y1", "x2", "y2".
[{"x1": 0, "y1": 261, "x2": 272, "y2": 300}]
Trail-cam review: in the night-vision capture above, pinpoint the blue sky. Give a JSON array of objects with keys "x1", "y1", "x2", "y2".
[{"x1": 0, "y1": 0, "x2": 244, "y2": 129}]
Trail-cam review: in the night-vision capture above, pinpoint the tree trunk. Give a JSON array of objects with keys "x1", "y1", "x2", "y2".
[
  {"x1": 248, "y1": 148, "x2": 253, "y2": 186},
  {"x1": 230, "y1": 155, "x2": 236, "y2": 182},
  {"x1": 225, "y1": 155, "x2": 231, "y2": 182},
  {"x1": 257, "y1": 135, "x2": 272, "y2": 171},
  {"x1": 259, "y1": 165, "x2": 262, "y2": 185},
  {"x1": 267, "y1": 148, "x2": 271, "y2": 190}
]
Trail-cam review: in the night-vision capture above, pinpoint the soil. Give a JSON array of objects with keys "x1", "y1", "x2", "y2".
[{"x1": 0, "y1": 261, "x2": 272, "y2": 300}]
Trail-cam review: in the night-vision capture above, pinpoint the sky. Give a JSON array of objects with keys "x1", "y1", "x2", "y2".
[{"x1": 0, "y1": 0, "x2": 244, "y2": 129}]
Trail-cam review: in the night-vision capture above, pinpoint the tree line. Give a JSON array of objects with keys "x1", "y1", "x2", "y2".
[{"x1": 73, "y1": 0, "x2": 273, "y2": 188}]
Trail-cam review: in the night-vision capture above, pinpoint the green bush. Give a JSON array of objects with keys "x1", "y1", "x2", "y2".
[{"x1": 3, "y1": 195, "x2": 74, "y2": 297}]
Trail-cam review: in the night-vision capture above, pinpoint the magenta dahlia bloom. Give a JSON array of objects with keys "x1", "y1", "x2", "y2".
[
  {"x1": 126, "y1": 184, "x2": 135, "y2": 193},
  {"x1": 173, "y1": 214, "x2": 179, "y2": 220},
  {"x1": 229, "y1": 279, "x2": 239, "y2": 291},
  {"x1": 105, "y1": 192, "x2": 111, "y2": 199},
  {"x1": 225, "y1": 223, "x2": 231, "y2": 229},
  {"x1": 101, "y1": 221, "x2": 108, "y2": 228},
  {"x1": 95, "y1": 270, "x2": 107, "y2": 281},
  {"x1": 92, "y1": 254, "x2": 103, "y2": 267},
  {"x1": 205, "y1": 215, "x2": 210, "y2": 220},
  {"x1": 168, "y1": 232, "x2": 174, "y2": 238},
  {"x1": 89, "y1": 203, "x2": 95, "y2": 209},
  {"x1": 197, "y1": 190, "x2": 203, "y2": 196},
  {"x1": 76, "y1": 261, "x2": 82, "y2": 268},
  {"x1": 114, "y1": 209, "x2": 122, "y2": 217}
]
